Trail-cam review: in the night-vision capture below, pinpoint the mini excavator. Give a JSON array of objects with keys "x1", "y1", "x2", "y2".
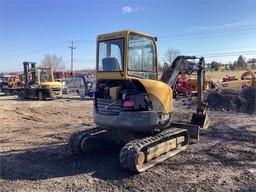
[{"x1": 68, "y1": 30, "x2": 210, "y2": 172}]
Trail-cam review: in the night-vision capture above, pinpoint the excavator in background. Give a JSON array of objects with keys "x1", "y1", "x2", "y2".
[
  {"x1": 68, "y1": 30, "x2": 210, "y2": 172},
  {"x1": 17, "y1": 62, "x2": 63, "y2": 100}
]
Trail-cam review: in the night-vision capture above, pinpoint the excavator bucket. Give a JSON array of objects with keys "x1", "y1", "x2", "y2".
[{"x1": 191, "y1": 111, "x2": 210, "y2": 130}]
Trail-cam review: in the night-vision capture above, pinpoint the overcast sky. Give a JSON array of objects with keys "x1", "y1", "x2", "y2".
[{"x1": 0, "y1": 0, "x2": 256, "y2": 72}]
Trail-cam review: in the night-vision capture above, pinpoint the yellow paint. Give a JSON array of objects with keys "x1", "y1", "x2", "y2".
[
  {"x1": 39, "y1": 81, "x2": 63, "y2": 88},
  {"x1": 97, "y1": 29, "x2": 155, "y2": 41},
  {"x1": 138, "y1": 78, "x2": 173, "y2": 113},
  {"x1": 206, "y1": 69, "x2": 256, "y2": 82},
  {"x1": 215, "y1": 69, "x2": 256, "y2": 89},
  {"x1": 96, "y1": 72, "x2": 127, "y2": 80},
  {"x1": 217, "y1": 79, "x2": 252, "y2": 89}
]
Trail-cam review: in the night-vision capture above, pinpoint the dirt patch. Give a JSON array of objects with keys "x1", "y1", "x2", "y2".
[
  {"x1": 0, "y1": 96, "x2": 255, "y2": 192},
  {"x1": 207, "y1": 87, "x2": 256, "y2": 114}
]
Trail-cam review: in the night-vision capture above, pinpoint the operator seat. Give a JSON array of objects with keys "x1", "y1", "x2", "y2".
[{"x1": 102, "y1": 58, "x2": 120, "y2": 71}]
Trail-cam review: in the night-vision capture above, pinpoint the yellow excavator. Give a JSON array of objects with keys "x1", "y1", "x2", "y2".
[{"x1": 68, "y1": 30, "x2": 210, "y2": 172}]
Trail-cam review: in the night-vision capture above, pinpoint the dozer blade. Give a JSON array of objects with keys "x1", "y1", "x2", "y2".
[
  {"x1": 171, "y1": 122, "x2": 200, "y2": 140},
  {"x1": 191, "y1": 111, "x2": 210, "y2": 130},
  {"x1": 120, "y1": 128, "x2": 189, "y2": 173}
]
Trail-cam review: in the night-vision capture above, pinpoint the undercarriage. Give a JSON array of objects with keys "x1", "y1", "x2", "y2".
[{"x1": 68, "y1": 126, "x2": 189, "y2": 172}]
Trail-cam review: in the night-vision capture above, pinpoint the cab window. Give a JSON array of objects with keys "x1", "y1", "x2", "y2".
[
  {"x1": 98, "y1": 38, "x2": 124, "y2": 72},
  {"x1": 128, "y1": 34, "x2": 156, "y2": 79}
]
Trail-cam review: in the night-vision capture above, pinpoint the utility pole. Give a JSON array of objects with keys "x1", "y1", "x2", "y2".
[{"x1": 69, "y1": 41, "x2": 76, "y2": 76}]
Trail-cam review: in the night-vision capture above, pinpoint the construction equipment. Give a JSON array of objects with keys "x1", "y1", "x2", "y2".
[
  {"x1": 68, "y1": 30, "x2": 210, "y2": 172},
  {"x1": 65, "y1": 75, "x2": 96, "y2": 98},
  {"x1": 174, "y1": 74, "x2": 214, "y2": 97},
  {"x1": 0, "y1": 74, "x2": 23, "y2": 95},
  {"x1": 222, "y1": 74, "x2": 238, "y2": 82},
  {"x1": 216, "y1": 70, "x2": 256, "y2": 90},
  {"x1": 17, "y1": 62, "x2": 63, "y2": 100},
  {"x1": 53, "y1": 71, "x2": 66, "y2": 80}
]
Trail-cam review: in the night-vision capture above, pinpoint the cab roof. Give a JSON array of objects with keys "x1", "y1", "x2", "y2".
[{"x1": 97, "y1": 29, "x2": 155, "y2": 41}]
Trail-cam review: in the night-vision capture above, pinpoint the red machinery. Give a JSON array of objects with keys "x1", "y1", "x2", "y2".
[
  {"x1": 0, "y1": 74, "x2": 23, "y2": 95},
  {"x1": 222, "y1": 74, "x2": 238, "y2": 82},
  {"x1": 175, "y1": 75, "x2": 197, "y2": 96},
  {"x1": 53, "y1": 71, "x2": 65, "y2": 80}
]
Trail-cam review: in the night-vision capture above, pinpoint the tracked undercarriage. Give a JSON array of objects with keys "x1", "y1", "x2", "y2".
[{"x1": 69, "y1": 127, "x2": 189, "y2": 172}]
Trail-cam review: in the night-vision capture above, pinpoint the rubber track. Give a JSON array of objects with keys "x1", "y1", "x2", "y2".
[
  {"x1": 120, "y1": 128, "x2": 188, "y2": 172},
  {"x1": 68, "y1": 127, "x2": 106, "y2": 156}
]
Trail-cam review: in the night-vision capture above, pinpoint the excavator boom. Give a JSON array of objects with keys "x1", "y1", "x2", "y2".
[{"x1": 161, "y1": 56, "x2": 209, "y2": 129}]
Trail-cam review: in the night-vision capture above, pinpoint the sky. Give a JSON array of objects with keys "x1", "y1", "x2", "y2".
[{"x1": 0, "y1": 0, "x2": 256, "y2": 72}]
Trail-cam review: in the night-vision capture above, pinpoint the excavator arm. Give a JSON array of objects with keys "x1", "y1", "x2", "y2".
[
  {"x1": 161, "y1": 55, "x2": 198, "y2": 88},
  {"x1": 161, "y1": 56, "x2": 209, "y2": 130}
]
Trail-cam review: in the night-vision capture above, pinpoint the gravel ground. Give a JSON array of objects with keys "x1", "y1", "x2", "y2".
[{"x1": 0, "y1": 95, "x2": 255, "y2": 192}]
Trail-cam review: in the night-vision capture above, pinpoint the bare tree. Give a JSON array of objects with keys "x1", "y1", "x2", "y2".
[
  {"x1": 41, "y1": 54, "x2": 66, "y2": 71},
  {"x1": 164, "y1": 48, "x2": 181, "y2": 65}
]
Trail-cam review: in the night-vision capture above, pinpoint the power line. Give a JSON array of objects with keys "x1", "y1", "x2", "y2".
[
  {"x1": 182, "y1": 45, "x2": 256, "y2": 53},
  {"x1": 76, "y1": 51, "x2": 256, "y2": 62},
  {"x1": 199, "y1": 50, "x2": 256, "y2": 56},
  {"x1": 66, "y1": 46, "x2": 256, "y2": 60},
  {"x1": 159, "y1": 50, "x2": 256, "y2": 59},
  {"x1": 158, "y1": 31, "x2": 256, "y2": 41},
  {"x1": 75, "y1": 30, "x2": 256, "y2": 43},
  {"x1": 74, "y1": 25, "x2": 256, "y2": 43},
  {"x1": 0, "y1": 41, "x2": 69, "y2": 57},
  {"x1": 1, "y1": 26, "x2": 255, "y2": 58},
  {"x1": 158, "y1": 25, "x2": 256, "y2": 39},
  {"x1": 205, "y1": 52, "x2": 256, "y2": 57},
  {"x1": 73, "y1": 39, "x2": 95, "y2": 43}
]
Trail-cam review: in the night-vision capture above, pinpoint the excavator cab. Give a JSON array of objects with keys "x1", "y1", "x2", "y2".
[{"x1": 96, "y1": 30, "x2": 158, "y2": 80}]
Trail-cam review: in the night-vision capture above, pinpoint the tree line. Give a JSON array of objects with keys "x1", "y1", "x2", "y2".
[
  {"x1": 162, "y1": 47, "x2": 256, "y2": 71},
  {"x1": 206, "y1": 56, "x2": 256, "y2": 71}
]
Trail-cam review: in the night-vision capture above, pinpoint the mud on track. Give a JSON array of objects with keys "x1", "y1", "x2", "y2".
[{"x1": 0, "y1": 96, "x2": 255, "y2": 192}]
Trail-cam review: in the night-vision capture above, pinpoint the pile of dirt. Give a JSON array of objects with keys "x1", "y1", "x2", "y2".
[{"x1": 206, "y1": 87, "x2": 256, "y2": 114}]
